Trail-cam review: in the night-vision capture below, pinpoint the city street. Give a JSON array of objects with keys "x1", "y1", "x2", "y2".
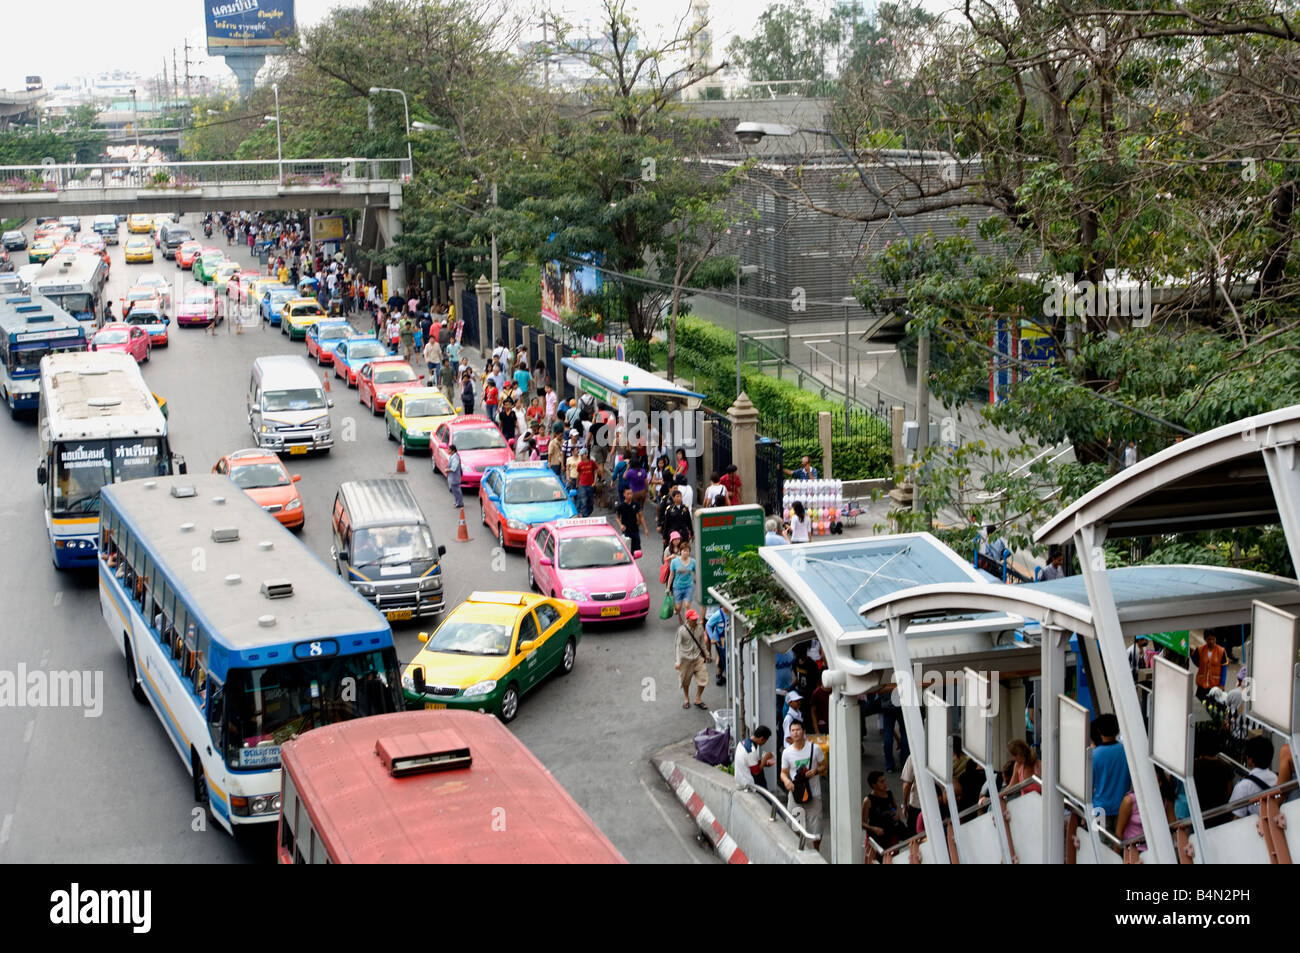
[{"x1": 0, "y1": 216, "x2": 721, "y2": 864}]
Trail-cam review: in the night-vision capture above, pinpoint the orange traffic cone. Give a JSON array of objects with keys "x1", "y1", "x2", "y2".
[
  {"x1": 396, "y1": 443, "x2": 407, "y2": 474},
  {"x1": 322, "y1": 373, "x2": 331, "y2": 393},
  {"x1": 455, "y1": 507, "x2": 471, "y2": 542}
]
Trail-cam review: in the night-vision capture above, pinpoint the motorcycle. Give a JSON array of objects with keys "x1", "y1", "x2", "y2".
[{"x1": 203, "y1": 222, "x2": 213, "y2": 238}]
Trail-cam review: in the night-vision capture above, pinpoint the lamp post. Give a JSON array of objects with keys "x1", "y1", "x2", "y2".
[
  {"x1": 129, "y1": 88, "x2": 139, "y2": 155},
  {"x1": 369, "y1": 86, "x2": 412, "y2": 174},
  {"x1": 841, "y1": 296, "x2": 858, "y2": 418},
  {"x1": 269, "y1": 82, "x2": 282, "y2": 183},
  {"x1": 735, "y1": 121, "x2": 929, "y2": 511},
  {"x1": 735, "y1": 263, "x2": 759, "y2": 396}
]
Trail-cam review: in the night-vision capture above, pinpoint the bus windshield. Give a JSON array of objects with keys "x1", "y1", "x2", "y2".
[
  {"x1": 10, "y1": 343, "x2": 82, "y2": 373},
  {"x1": 222, "y1": 649, "x2": 400, "y2": 769},
  {"x1": 49, "y1": 293, "x2": 93, "y2": 319},
  {"x1": 52, "y1": 437, "x2": 166, "y2": 516}
]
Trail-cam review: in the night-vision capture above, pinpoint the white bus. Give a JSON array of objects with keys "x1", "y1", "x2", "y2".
[
  {"x1": 0, "y1": 292, "x2": 86, "y2": 415},
  {"x1": 31, "y1": 252, "x2": 108, "y2": 326},
  {"x1": 98, "y1": 475, "x2": 403, "y2": 834},
  {"x1": 37, "y1": 351, "x2": 184, "y2": 569}
]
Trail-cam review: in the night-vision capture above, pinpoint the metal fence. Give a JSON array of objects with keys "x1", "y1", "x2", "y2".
[
  {"x1": 0, "y1": 158, "x2": 410, "y2": 193},
  {"x1": 706, "y1": 410, "x2": 784, "y2": 516}
]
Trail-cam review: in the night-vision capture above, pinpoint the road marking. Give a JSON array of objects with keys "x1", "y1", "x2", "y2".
[
  {"x1": 23, "y1": 721, "x2": 33, "y2": 744},
  {"x1": 53, "y1": 592, "x2": 62, "y2": 607},
  {"x1": 639, "y1": 776, "x2": 704, "y2": 864},
  {"x1": 0, "y1": 814, "x2": 11, "y2": 846}
]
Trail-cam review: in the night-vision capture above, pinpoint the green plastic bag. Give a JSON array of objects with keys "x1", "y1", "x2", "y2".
[{"x1": 659, "y1": 589, "x2": 675, "y2": 620}]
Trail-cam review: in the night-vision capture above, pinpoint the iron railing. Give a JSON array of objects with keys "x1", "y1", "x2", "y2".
[
  {"x1": 0, "y1": 158, "x2": 411, "y2": 193},
  {"x1": 738, "y1": 782, "x2": 821, "y2": 851}
]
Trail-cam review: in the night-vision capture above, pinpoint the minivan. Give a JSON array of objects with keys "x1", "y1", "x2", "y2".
[
  {"x1": 158, "y1": 222, "x2": 192, "y2": 259},
  {"x1": 91, "y1": 215, "x2": 118, "y2": 245},
  {"x1": 247, "y1": 355, "x2": 334, "y2": 454},
  {"x1": 330, "y1": 479, "x2": 447, "y2": 622}
]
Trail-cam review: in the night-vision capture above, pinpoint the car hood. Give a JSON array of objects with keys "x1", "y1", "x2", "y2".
[
  {"x1": 406, "y1": 650, "x2": 504, "y2": 688},
  {"x1": 261, "y1": 407, "x2": 328, "y2": 425},
  {"x1": 178, "y1": 302, "x2": 213, "y2": 314},
  {"x1": 503, "y1": 499, "x2": 577, "y2": 524},
  {"x1": 555, "y1": 562, "x2": 645, "y2": 592},
  {"x1": 375, "y1": 379, "x2": 421, "y2": 395}
]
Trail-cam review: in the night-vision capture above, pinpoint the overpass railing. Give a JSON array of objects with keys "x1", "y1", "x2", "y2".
[{"x1": 0, "y1": 158, "x2": 411, "y2": 193}]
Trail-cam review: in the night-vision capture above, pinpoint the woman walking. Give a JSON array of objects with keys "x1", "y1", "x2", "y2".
[{"x1": 668, "y1": 538, "x2": 697, "y2": 624}]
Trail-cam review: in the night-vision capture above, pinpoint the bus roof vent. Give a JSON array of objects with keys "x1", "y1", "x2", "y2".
[
  {"x1": 87, "y1": 396, "x2": 121, "y2": 408},
  {"x1": 260, "y1": 578, "x2": 293, "y2": 599},
  {"x1": 224, "y1": 574, "x2": 241, "y2": 586},
  {"x1": 376, "y1": 731, "x2": 473, "y2": 778},
  {"x1": 170, "y1": 485, "x2": 196, "y2": 499},
  {"x1": 211, "y1": 526, "x2": 239, "y2": 543},
  {"x1": 259, "y1": 540, "x2": 274, "y2": 551},
  {"x1": 258, "y1": 614, "x2": 276, "y2": 628}
]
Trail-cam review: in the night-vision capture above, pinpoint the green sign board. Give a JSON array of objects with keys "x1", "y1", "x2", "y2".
[
  {"x1": 580, "y1": 377, "x2": 610, "y2": 403},
  {"x1": 1146, "y1": 630, "x2": 1189, "y2": 654},
  {"x1": 693, "y1": 504, "x2": 766, "y2": 609}
]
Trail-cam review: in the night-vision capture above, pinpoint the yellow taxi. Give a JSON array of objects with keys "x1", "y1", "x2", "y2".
[
  {"x1": 127, "y1": 214, "x2": 152, "y2": 234},
  {"x1": 280, "y1": 297, "x2": 326, "y2": 340},
  {"x1": 28, "y1": 237, "x2": 56, "y2": 263},
  {"x1": 384, "y1": 387, "x2": 457, "y2": 451},
  {"x1": 124, "y1": 237, "x2": 154, "y2": 263},
  {"x1": 401, "y1": 591, "x2": 580, "y2": 723}
]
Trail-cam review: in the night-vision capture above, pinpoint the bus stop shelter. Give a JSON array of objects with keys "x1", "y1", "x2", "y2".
[{"x1": 561, "y1": 357, "x2": 705, "y2": 460}]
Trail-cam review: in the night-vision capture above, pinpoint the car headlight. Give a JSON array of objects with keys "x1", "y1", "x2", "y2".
[
  {"x1": 419, "y1": 574, "x2": 442, "y2": 590},
  {"x1": 630, "y1": 583, "x2": 647, "y2": 598},
  {"x1": 463, "y1": 679, "x2": 497, "y2": 697},
  {"x1": 506, "y1": 518, "x2": 529, "y2": 531},
  {"x1": 401, "y1": 674, "x2": 415, "y2": 692},
  {"x1": 356, "y1": 583, "x2": 376, "y2": 596},
  {"x1": 259, "y1": 424, "x2": 269, "y2": 434},
  {"x1": 284, "y1": 498, "x2": 301, "y2": 511},
  {"x1": 561, "y1": 587, "x2": 586, "y2": 601}
]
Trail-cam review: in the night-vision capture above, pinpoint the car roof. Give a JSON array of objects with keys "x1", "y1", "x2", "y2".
[
  {"x1": 546, "y1": 517, "x2": 618, "y2": 538},
  {"x1": 287, "y1": 297, "x2": 321, "y2": 306},
  {"x1": 97, "y1": 322, "x2": 133, "y2": 332},
  {"x1": 495, "y1": 462, "x2": 560, "y2": 481}
]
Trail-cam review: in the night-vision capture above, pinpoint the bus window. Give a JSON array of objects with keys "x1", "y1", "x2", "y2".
[
  {"x1": 194, "y1": 667, "x2": 207, "y2": 702},
  {"x1": 195, "y1": 628, "x2": 210, "y2": 683},
  {"x1": 182, "y1": 624, "x2": 197, "y2": 679},
  {"x1": 206, "y1": 680, "x2": 224, "y2": 747}
]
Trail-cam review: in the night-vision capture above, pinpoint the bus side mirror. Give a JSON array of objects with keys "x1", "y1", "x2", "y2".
[
  {"x1": 291, "y1": 474, "x2": 301, "y2": 483},
  {"x1": 327, "y1": 399, "x2": 335, "y2": 409},
  {"x1": 412, "y1": 665, "x2": 426, "y2": 693},
  {"x1": 174, "y1": 455, "x2": 188, "y2": 475},
  {"x1": 37, "y1": 464, "x2": 47, "y2": 485},
  {"x1": 437, "y1": 545, "x2": 446, "y2": 557}
]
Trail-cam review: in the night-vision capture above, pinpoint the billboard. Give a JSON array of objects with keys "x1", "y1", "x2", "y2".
[
  {"x1": 693, "y1": 504, "x2": 766, "y2": 609},
  {"x1": 310, "y1": 215, "x2": 345, "y2": 243},
  {"x1": 541, "y1": 253, "x2": 603, "y2": 323},
  {"x1": 206, "y1": 0, "x2": 296, "y2": 52}
]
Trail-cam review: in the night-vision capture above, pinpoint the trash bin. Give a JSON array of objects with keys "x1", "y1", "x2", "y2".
[{"x1": 711, "y1": 707, "x2": 735, "y2": 735}]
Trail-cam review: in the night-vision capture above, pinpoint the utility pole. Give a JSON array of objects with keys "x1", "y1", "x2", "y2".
[
  {"x1": 172, "y1": 48, "x2": 180, "y2": 113},
  {"x1": 184, "y1": 40, "x2": 192, "y2": 104}
]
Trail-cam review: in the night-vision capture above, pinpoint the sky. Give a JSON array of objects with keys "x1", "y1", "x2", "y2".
[{"x1": 0, "y1": 0, "x2": 884, "y2": 92}]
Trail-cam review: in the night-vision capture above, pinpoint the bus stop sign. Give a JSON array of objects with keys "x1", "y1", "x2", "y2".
[{"x1": 693, "y1": 504, "x2": 765, "y2": 609}]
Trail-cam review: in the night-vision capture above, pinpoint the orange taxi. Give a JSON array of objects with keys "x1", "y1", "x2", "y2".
[{"x1": 213, "y1": 448, "x2": 305, "y2": 529}]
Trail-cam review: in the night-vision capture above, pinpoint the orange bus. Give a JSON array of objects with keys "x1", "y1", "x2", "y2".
[{"x1": 277, "y1": 710, "x2": 625, "y2": 863}]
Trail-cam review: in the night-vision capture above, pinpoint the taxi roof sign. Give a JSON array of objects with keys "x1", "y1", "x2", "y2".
[
  {"x1": 467, "y1": 591, "x2": 529, "y2": 606},
  {"x1": 552, "y1": 517, "x2": 611, "y2": 529},
  {"x1": 503, "y1": 461, "x2": 551, "y2": 471}
]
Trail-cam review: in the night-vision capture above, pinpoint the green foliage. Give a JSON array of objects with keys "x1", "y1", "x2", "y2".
[
  {"x1": 726, "y1": 0, "x2": 845, "y2": 97},
  {"x1": 714, "y1": 550, "x2": 809, "y2": 641}
]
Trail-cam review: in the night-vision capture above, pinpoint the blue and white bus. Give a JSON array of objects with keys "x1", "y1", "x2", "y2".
[
  {"x1": 0, "y1": 292, "x2": 86, "y2": 414},
  {"x1": 31, "y1": 252, "x2": 107, "y2": 326},
  {"x1": 98, "y1": 474, "x2": 404, "y2": 834},
  {"x1": 37, "y1": 351, "x2": 183, "y2": 568}
]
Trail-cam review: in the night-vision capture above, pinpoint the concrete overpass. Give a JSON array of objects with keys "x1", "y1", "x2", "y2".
[
  {"x1": 0, "y1": 89, "x2": 45, "y2": 129},
  {"x1": 0, "y1": 158, "x2": 412, "y2": 288}
]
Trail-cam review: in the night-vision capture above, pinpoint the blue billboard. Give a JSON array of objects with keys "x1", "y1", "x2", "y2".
[{"x1": 205, "y1": 0, "x2": 296, "y2": 50}]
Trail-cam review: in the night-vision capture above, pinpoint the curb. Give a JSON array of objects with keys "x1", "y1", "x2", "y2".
[{"x1": 657, "y1": 759, "x2": 749, "y2": 864}]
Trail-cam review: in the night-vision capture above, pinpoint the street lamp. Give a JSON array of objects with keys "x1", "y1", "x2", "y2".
[
  {"x1": 841, "y1": 296, "x2": 858, "y2": 417},
  {"x1": 130, "y1": 88, "x2": 139, "y2": 155},
  {"x1": 269, "y1": 82, "x2": 283, "y2": 183},
  {"x1": 735, "y1": 121, "x2": 930, "y2": 511},
  {"x1": 735, "y1": 263, "x2": 759, "y2": 396},
  {"x1": 369, "y1": 86, "x2": 412, "y2": 173}
]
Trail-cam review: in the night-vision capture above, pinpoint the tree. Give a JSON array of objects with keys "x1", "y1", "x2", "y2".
[
  {"x1": 498, "y1": 0, "x2": 736, "y2": 353},
  {"x1": 727, "y1": 0, "x2": 845, "y2": 97}
]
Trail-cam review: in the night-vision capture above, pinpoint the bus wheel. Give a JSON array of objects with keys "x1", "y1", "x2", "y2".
[
  {"x1": 558, "y1": 638, "x2": 576, "y2": 676},
  {"x1": 498, "y1": 684, "x2": 520, "y2": 723},
  {"x1": 124, "y1": 637, "x2": 147, "y2": 703},
  {"x1": 192, "y1": 751, "x2": 215, "y2": 824}
]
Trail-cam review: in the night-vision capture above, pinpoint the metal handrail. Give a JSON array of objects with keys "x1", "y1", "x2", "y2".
[{"x1": 739, "y1": 782, "x2": 820, "y2": 850}]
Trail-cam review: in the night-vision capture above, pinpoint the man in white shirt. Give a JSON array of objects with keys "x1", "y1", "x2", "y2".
[
  {"x1": 780, "y1": 720, "x2": 826, "y2": 837},
  {"x1": 1231, "y1": 736, "x2": 1278, "y2": 817},
  {"x1": 734, "y1": 725, "x2": 776, "y2": 790},
  {"x1": 676, "y1": 476, "x2": 695, "y2": 513}
]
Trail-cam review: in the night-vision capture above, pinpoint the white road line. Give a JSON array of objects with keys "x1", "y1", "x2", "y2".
[
  {"x1": 639, "y1": 776, "x2": 704, "y2": 864},
  {"x1": 53, "y1": 592, "x2": 62, "y2": 607},
  {"x1": 0, "y1": 814, "x2": 11, "y2": 846},
  {"x1": 23, "y1": 720, "x2": 33, "y2": 744}
]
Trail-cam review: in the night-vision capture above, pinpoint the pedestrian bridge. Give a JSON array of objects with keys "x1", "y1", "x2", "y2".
[{"x1": 0, "y1": 158, "x2": 409, "y2": 219}]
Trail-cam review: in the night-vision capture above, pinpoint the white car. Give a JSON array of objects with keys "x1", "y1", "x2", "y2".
[{"x1": 135, "y1": 272, "x2": 174, "y2": 310}]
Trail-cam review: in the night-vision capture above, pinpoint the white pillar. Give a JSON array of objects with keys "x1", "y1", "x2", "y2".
[
  {"x1": 1074, "y1": 523, "x2": 1177, "y2": 864},
  {"x1": 828, "y1": 688, "x2": 863, "y2": 864},
  {"x1": 1040, "y1": 625, "x2": 1067, "y2": 864},
  {"x1": 382, "y1": 208, "x2": 406, "y2": 297},
  {"x1": 1263, "y1": 443, "x2": 1300, "y2": 575}
]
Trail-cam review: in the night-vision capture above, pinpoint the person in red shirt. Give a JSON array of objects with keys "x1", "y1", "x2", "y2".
[
  {"x1": 1191, "y1": 631, "x2": 1228, "y2": 701},
  {"x1": 720, "y1": 464, "x2": 742, "y2": 505},
  {"x1": 576, "y1": 449, "x2": 599, "y2": 516},
  {"x1": 526, "y1": 396, "x2": 545, "y2": 428},
  {"x1": 484, "y1": 380, "x2": 499, "y2": 423}
]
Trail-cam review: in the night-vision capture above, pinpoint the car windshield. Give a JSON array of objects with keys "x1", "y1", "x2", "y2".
[
  {"x1": 424, "y1": 618, "x2": 512, "y2": 657},
  {"x1": 95, "y1": 330, "x2": 128, "y2": 344},
  {"x1": 454, "y1": 427, "x2": 506, "y2": 450},
  {"x1": 262, "y1": 388, "x2": 325, "y2": 413},
  {"x1": 318, "y1": 325, "x2": 349, "y2": 340},
  {"x1": 346, "y1": 342, "x2": 386, "y2": 361},
  {"x1": 165, "y1": 230, "x2": 191, "y2": 243},
  {"x1": 127, "y1": 241, "x2": 148, "y2": 249},
  {"x1": 127, "y1": 289, "x2": 155, "y2": 301},
  {"x1": 405, "y1": 397, "x2": 452, "y2": 418},
  {"x1": 184, "y1": 291, "x2": 213, "y2": 304},
  {"x1": 229, "y1": 462, "x2": 289, "y2": 489},
  {"x1": 52, "y1": 438, "x2": 167, "y2": 516},
  {"x1": 558, "y1": 535, "x2": 631, "y2": 570},
  {"x1": 504, "y1": 475, "x2": 568, "y2": 504},
  {"x1": 220, "y1": 649, "x2": 401, "y2": 770},
  {"x1": 374, "y1": 366, "x2": 417, "y2": 384},
  {"x1": 291, "y1": 306, "x2": 321, "y2": 317},
  {"x1": 351, "y1": 524, "x2": 436, "y2": 568}
]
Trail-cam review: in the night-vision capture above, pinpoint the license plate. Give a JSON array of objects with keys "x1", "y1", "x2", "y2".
[
  {"x1": 600, "y1": 606, "x2": 621, "y2": 617},
  {"x1": 288, "y1": 445, "x2": 308, "y2": 455},
  {"x1": 386, "y1": 609, "x2": 413, "y2": 621},
  {"x1": 424, "y1": 702, "x2": 446, "y2": 710}
]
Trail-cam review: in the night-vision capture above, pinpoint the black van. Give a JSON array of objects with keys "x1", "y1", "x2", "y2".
[
  {"x1": 330, "y1": 480, "x2": 446, "y2": 622},
  {"x1": 158, "y1": 222, "x2": 193, "y2": 259}
]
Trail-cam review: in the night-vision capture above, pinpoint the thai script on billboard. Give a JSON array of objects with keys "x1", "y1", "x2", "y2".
[{"x1": 205, "y1": 0, "x2": 296, "y2": 50}]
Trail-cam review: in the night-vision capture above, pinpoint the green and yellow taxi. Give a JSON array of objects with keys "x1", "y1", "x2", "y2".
[
  {"x1": 212, "y1": 261, "x2": 242, "y2": 294},
  {"x1": 384, "y1": 387, "x2": 457, "y2": 451},
  {"x1": 27, "y1": 237, "x2": 56, "y2": 263},
  {"x1": 280, "y1": 297, "x2": 326, "y2": 340},
  {"x1": 193, "y1": 250, "x2": 226, "y2": 285},
  {"x1": 402, "y1": 591, "x2": 580, "y2": 723}
]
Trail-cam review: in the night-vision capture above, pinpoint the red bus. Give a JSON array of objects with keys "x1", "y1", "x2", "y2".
[{"x1": 276, "y1": 710, "x2": 625, "y2": 863}]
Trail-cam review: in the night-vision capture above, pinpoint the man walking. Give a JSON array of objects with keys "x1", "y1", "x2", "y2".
[
  {"x1": 781, "y1": 720, "x2": 826, "y2": 839},
  {"x1": 660, "y1": 489, "x2": 692, "y2": 549},
  {"x1": 399, "y1": 312, "x2": 416, "y2": 364},
  {"x1": 705, "y1": 605, "x2": 727, "y2": 686},
  {"x1": 423, "y1": 335, "x2": 442, "y2": 387},
  {"x1": 575, "y1": 448, "x2": 598, "y2": 517},
  {"x1": 614, "y1": 487, "x2": 647, "y2": 556},
  {"x1": 674, "y1": 609, "x2": 711, "y2": 710}
]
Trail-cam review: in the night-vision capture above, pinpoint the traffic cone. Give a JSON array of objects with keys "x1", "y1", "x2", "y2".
[
  {"x1": 322, "y1": 373, "x2": 331, "y2": 393},
  {"x1": 455, "y1": 507, "x2": 471, "y2": 542},
  {"x1": 396, "y1": 443, "x2": 407, "y2": 474}
]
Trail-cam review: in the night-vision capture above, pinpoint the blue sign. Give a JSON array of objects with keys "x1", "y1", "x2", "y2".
[
  {"x1": 292, "y1": 639, "x2": 338, "y2": 660},
  {"x1": 237, "y1": 745, "x2": 282, "y2": 768},
  {"x1": 206, "y1": 0, "x2": 296, "y2": 50}
]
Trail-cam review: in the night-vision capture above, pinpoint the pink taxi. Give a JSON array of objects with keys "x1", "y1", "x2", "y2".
[
  {"x1": 430, "y1": 414, "x2": 511, "y2": 490},
  {"x1": 524, "y1": 517, "x2": 649, "y2": 623}
]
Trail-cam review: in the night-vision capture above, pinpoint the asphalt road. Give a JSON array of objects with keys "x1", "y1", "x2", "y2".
[{"x1": 0, "y1": 216, "x2": 721, "y2": 864}]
